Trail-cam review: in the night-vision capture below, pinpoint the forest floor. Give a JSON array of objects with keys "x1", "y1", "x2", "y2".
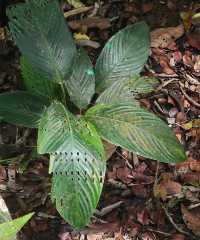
[{"x1": 0, "y1": 0, "x2": 200, "y2": 239}]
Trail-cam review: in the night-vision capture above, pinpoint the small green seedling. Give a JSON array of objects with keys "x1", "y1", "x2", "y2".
[{"x1": 0, "y1": 0, "x2": 186, "y2": 228}]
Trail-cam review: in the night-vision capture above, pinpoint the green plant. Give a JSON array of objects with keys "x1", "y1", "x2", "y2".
[
  {"x1": 0, "y1": 0, "x2": 186, "y2": 228},
  {"x1": 0, "y1": 213, "x2": 34, "y2": 240},
  {"x1": 0, "y1": 195, "x2": 34, "y2": 240}
]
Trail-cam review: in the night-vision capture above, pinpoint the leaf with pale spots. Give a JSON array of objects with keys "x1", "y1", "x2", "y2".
[{"x1": 38, "y1": 101, "x2": 106, "y2": 228}]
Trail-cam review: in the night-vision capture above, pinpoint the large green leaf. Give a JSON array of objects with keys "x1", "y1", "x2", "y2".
[
  {"x1": 20, "y1": 57, "x2": 61, "y2": 100},
  {"x1": 0, "y1": 91, "x2": 50, "y2": 128},
  {"x1": 7, "y1": 0, "x2": 76, "y2": 84},
  {"x1": 37, "y1": 102, "x2": 106, "y2": 228},
  {"x1": 95, "y1": 22, "x2": 150, "y2": 92},
  {"x1": 85, "y1": 103, "x2": 186, "y2": 163},
  {"x1": 96, "y1": 76, "x2": 158, "y2": 105},
  {"x1": 64, "y1": 48, "x2": 95, "y2": 109},
  {"x1": 0, "y1": 213, "x2": 34, "y2": 240}
]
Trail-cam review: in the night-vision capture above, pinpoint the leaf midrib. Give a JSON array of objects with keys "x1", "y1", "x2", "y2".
[{"x1": 30, "y1": 2, "x2": 64, "y2": 84}]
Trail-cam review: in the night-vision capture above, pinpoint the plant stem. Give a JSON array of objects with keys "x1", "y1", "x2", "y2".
[{"x1": 60, "y1": 82, "x2": 67, "y2": 106}]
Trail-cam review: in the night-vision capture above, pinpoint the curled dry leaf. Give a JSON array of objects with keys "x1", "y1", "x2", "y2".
[
  {"x1": 181, "y1": 204, "x2": 200, "y2": 236},
  {"x1": 151, "y1": 25, "x2": 184, "y2": 48}
]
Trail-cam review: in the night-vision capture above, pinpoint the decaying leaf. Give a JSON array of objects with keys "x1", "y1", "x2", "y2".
[
  {"x1": 66, "y1": 0, "x2": 85, "y2": 8},
  {"x1": 176, "y1": 157, "x2": 200, "y2": 173},
  {"x1": 181, "y1": 119, "x2": 200, "y2": 130},
  {"x1": 154, "y1": 175, "x2": 182, "y2": 201},
  {"x1": 151, "y1": 25, "x2": 184, "y2": 48},
  {"x1": 181, "y1": 204, "x2": 200, "y2": 236},
  {"x1": 180, "y1": 10, "x2": 193, "y2": 31},
  {"x1": 69, "y1": 18, "x2": 111, "y2": 31},
  {"x1": 187, "y1": 32, "x2": 200, "y2": 50}
]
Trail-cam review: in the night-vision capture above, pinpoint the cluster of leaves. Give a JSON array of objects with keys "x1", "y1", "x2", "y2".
[{"x1": 0, "y1": 0, "x2": 186, "y2": 229}]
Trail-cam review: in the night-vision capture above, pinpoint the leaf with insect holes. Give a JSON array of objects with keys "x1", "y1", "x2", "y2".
[
  {"x1": 0, "y1": 212, "x2": 34, "y2": 240},
  {"x1": 0, "y1": 91, "x2": 50, "y2": 128},
  {"x1": 20, "y1": 57, "x2": 61, "y2": 100},
  {"x1": 85, "y1": 103, "x2": 186, "y2": 163},
  {"x1": 37, "y1": 101, "x2": 106, "y2": 228},
  {"x1": 64, "y1": 48, "x2": 95, "y2": 110},
  {"x1": 96, "y1": 76, "x2": 158, "y2": 105},
  {"x1": 7, "y1": 0, "x2": 76, "y2": 84},
  {"x1": 95, "y1": 22, "x2": 150, "y2": 92}
]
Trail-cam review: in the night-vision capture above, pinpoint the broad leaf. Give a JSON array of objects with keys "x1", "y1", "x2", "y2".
[
  {"x1": 20, "y1": 57, "x2": 61, "y2": 100},
  {"x1": 7, "y1": 0, "x2": 76, "y2": 84},
  {"x1": 85, "y1": 103, "x2": 186, "y2": 163},
  {"x1": 96, "y1": 76, "x2": 158, "y2": 105},
  {"x1": 0, "y1": 91, "x2": 49, "y2": 128},
  {"x1": 38, "y1": 102, "x2": 106, "y2": 228},
  {"x1": 0, "y1": 213, "x2": 34, "y2": 240},
  {"x1": 95, "y1": 22, "x2": 150, "y2": 92},
  {"x1": 64, "y1": 48, "x2": 95, "y2": 109}
]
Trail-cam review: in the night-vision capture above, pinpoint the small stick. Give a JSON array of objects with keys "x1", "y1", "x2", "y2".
[
  {"x1": 64, "y1": 6, "x2": 93, "y2": 18},
  {"x1": 76, "y1": 39, "x2": 100, "y2": 49},
  {"x1": 162, "y1": 204, "x2": 190, "y2": 236},
  {"x1": 179, "y1": 84, "x2": 200, "y2": 108},
  {"x1": 95, "y1": 201, "x2": 123, "y2": 217},
  {"x1": 148, "y1": 228, "x2": 171, "y2": 237}
]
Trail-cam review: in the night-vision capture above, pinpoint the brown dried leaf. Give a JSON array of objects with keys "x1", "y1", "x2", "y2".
[
  {"x1": 151, "y1": 25, "x2": 184, "y2": 48},
  {"x1": 171, "y1": 233, "x2": 186, "y2": 240},
  {"x1": 154, "y1": 178, "x2": 182, "y2": 201},
  {"x1": 187, "y1": 32, "x2": 200, "y2": 50},
  {"x1": 137, "y1": 209, "x2": 150, "y2": 225},
  {"x1": 116, "y1": 167, "x2": 132, "y2": 184},
  {"x1": 87, "y1": 233, "x2": 104, "y2": 240},
  {"x1": 142, "y1": 2, "x2": 153, "y2": 13},
  {"x1": 68, "y1": 18, "x2": 111, "y2": 31},
  {"x1": 176, "y1": 157, "x2": 200, "y2": 173},
  {"x1": 181, "y1": 204, "x2": 200, "y2": 236},
  {"x1": 180, "y1": 172, "x2": 200, "y2": 185}
]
